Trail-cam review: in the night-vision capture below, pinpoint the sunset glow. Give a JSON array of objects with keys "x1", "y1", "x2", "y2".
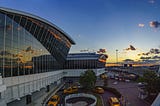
[{"x1": 0, "y1": 0, "x2": 159, "y2": 66}]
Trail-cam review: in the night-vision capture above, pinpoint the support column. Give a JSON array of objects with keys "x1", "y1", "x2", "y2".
[
  {"x1": 0, "y1": 75, "x2": 6, "y2": 106},
  {"x1": 26, "y1": 94, "x2": 32, "y2": 104},
  {"x1": 46, "y1": 85, "x2": 50, "y2": 92}
]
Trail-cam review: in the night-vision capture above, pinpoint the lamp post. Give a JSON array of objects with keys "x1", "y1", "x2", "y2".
[{"x1": 116, "y1": 49, "x2": 118, "y2": 66}]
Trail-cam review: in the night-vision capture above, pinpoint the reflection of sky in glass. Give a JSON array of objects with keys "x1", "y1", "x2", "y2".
[
  {"x1": 0, "y1": 12, "x2": 53, "y2": 77},
  {"x1": 3, "y1": 17, "x2": 51, "y2": 63}
]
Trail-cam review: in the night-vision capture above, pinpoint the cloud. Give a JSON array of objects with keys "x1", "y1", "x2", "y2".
[
  {"x1": 80, "y1": 49, "x2": 89, "y2": 52},
  {"x1": 99, "y1": 54, "x2": 108, "y2": 60},
  {"x1": 138, "y1": 23, "x2": 145, "y2": 27},
  {"x1": 13, "y1": 54, "x2": 23, "y2": 58},
  {"x1": 125, "y1": 45, "x2": 136, "y2": 51},
  {"x1": 148, "y1": 0, "x2": 155, "y2": 4},
  {"x1": 149, "y1": 48, "x2": 160, "y2": 54},
  {"x1": 141, "y1": 59, "x2": 159, "y2": 64},
  {"x1": 140, "y1": 56, "x2": 152, "y2": 60},
  {"x1": 0, "y1": 51, "x2": 24, "y2": 59},
  {"x1": 77, "y1": 34, "x2": 81, "y2": 38},
  {"x1": 25, "y1": 46, "x2": 34, "y2": 53},
  {"x1": 150, "y1": 21, "x2": 160, "y2": 28},
  {"x1": 140, "y1": 55, "x2": 160, "y2": 61},
  {"x1": 0, "y1": 51, "x2": 12, "y2": 56},
  {"x1": 25, "y1": 46, "x2": 32, "y2": 52},
  {"x1": 138, "y1": 52, "x2": 150, "y2": 56},
  {"x1": 97, "y1": 48, "x2": 107, "y2": 53},
  {"x1": 123, "y1": 59, "x2": 134, "y2": 62},
  {"x1": 138, "y1": 48, "x2": 160, "y2": 56},
  {"x1": 152, "y1": 55, "x2": 160, "y2": 59}
]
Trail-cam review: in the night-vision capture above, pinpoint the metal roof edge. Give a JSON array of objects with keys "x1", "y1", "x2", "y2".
[{"x1": 0, "y1": 7, "x2": 75, "y2": 44}]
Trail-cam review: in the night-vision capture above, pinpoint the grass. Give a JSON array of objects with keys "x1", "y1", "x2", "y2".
[
  {"x1": 75, "y1": 88, "x2": 103, "y2": 106},
  {"x1": 93, "y1": 93, "x2": 103, "y2": 106}
]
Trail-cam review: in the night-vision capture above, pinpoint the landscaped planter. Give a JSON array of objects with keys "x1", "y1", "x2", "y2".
[{"x1": 65, "y1": 93, "x2": 97, "y2": 106}]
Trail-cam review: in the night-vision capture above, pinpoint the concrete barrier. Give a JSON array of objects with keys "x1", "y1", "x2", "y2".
[{"x1": 65, "y1": 93, "x2": 97, "y2": 106}]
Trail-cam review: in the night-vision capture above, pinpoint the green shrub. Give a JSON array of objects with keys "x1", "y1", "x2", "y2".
[{"x1": 93, "y1": 93, "x2": 103, "y2": 106}]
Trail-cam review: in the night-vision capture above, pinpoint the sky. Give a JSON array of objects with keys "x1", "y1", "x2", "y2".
[{"x1": 0, "y1": 0, "x2": 160, "y2": 64}]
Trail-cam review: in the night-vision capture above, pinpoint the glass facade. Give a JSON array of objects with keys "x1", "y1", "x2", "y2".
[{"x1": 0, "y1": 9, "x2": 73, "y2": 78}]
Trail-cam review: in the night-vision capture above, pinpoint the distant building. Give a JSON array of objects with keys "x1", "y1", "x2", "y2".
[
  {"x1": 124, "y1": 64, "x2": 128, "y2": 67},
  {"x1": 63, "y1": 53, "x2": 107, "y2": 79},
  {"x1": 64, "y1": 53, "x2": 107, "y2": 69},
  {"x1": 129, "y1": 64, "x2": 132, "y2": 67}
]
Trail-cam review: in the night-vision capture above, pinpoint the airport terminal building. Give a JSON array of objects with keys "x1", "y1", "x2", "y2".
[
  {"x1": 0, "y1": 7, "x2": 76, "y2": 106},
  {"x1": 63, "y1": 53, "x2": 107, "y2": 79},
  {"x1": 0, "y1": 8, "x2": 106, "y2": 106}
]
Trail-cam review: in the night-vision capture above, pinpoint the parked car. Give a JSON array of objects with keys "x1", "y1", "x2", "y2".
[
  {"x1": 113, "y1": 81, "x2": 118, "y2": 85},
  {"x1": 74, "y1": 82, "x2": 81, "y2": 88},
  {"x1": 125, "y1": 79, "x2": 130, "y2": 82},
  {"x1": 100, "y1": 74, "x2": 107, "y2": 79},
  {"x1": 48, "y1": 95, "x2": 60, "y2": 106},
  {"x1": 108, "y1": 97, "x2": 120, "y2": 106},
  {"x1": 94, "y1": 87, "x2": 104, "y2": 94}
]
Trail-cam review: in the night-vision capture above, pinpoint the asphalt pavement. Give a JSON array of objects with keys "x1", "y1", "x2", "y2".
[{"x1": 108, "y1": 79, "x2": 150, "y2": 106}]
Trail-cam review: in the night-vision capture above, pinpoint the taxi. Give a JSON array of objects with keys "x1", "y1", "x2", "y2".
[
  {"x1": 47, "y1": 95, "x2": 60, "y2": 106},
  {"x1": 108, "y1": 97, "x2": 120, "y2": 106},
  {"x1": 63, "y1": 86, "x2": 78, "y2": 94},
  {"x1": 94, "y1": 87, "x2": 104, "y2": 94}
]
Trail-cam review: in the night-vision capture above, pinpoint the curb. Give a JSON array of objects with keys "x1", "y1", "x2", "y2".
[{"x1": 100, "y1": 95, "x2": 105, "y2": 106}]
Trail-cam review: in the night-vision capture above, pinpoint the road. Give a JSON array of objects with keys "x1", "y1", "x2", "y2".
[
  {"x1": 101, "y1": 91, "x2": 114, "y2": 106},
  {"x1": 48, "y1": 78, "x2": 150, "y2": 106},
  {"x1": 108, "y1": 79, "x2": 150, "y2": 106}
]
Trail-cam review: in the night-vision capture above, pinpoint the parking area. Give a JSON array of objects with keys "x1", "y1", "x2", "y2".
[
  {"x1": 108, "y1": 79, "x2": 150, "y2": 106},
  {"x1": 46, "y1": 76, "x2": 150, "y2": 106}
]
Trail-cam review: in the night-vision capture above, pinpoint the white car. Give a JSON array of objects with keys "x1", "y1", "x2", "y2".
[
  {"x1": 113, "y1": 81, "x2": 118, "y2": 85},
  {"x1": 125, "y1": 79, "x2": 130, "y2": 82},
  {"x1": 115, "y1": 77, "x2": 118, "y2": 80}
]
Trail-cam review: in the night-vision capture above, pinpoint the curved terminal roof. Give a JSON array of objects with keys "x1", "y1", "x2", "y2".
[
  {"x1": 0, "y1": 7, "x2": 75, "y2": 64},
  {"x1": 0, "y1": 7, "x2": 75, "y2": 44}
]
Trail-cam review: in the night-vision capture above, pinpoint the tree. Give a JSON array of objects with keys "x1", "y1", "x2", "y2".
[
  {"x1": 79, "y1": 69, "x2": 97, "y2": 90},
  {"x1": 138, "y1": 71, "x2": 160, "y2": 96}
]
